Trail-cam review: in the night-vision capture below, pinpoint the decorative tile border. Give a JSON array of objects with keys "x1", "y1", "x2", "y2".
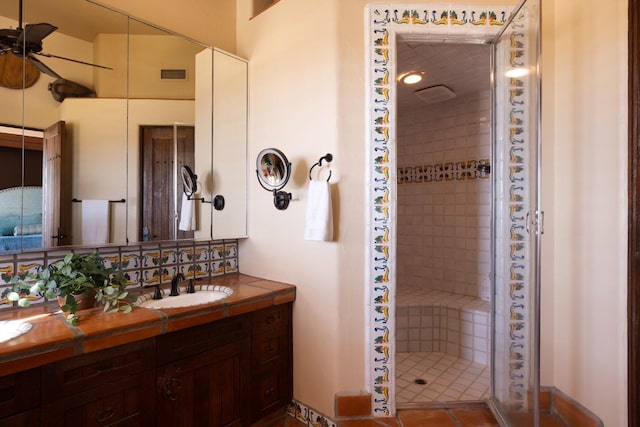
[
  {"x1": 397, "y1": 158, "x2": 490, "y2": 184},
  {"x1": 365, "y1": 2, "x2": 535, "y2": 417},
  {"x1": 287, "y1": 400, "x2": 337, "y2": 427},
  {"x1": 0, "y1": 239, "x2": 240, "y2": 309},
  {"x1": 492, "y1": 5, "x2": 535, "y2": 411}
]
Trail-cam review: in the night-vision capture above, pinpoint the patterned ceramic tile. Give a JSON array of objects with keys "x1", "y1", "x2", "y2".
[
  {"x1": 141, "y1": 268, "x2": 162, "y2": 286},
  {"x1": 161, "y1": 248, "x2": 179, "y2": 265},
  {"x1": 225, "y1": 241, "x2": 238, "y2": 258},
  {"x1": 141, "y1": 249, "x2": 161, "y2": 269},
  {"x1": 224, "y1": 257, "x2": 239, "y2": 274},
  {"x1": 120, "y1": 250, "x2": 141, "y2": 269},
  {"x1": 100, "y1": 252, "x2": 121, "y2": 270},
  {"x1": 211, "y1": 244, "x2": 225, "y2": 260}
]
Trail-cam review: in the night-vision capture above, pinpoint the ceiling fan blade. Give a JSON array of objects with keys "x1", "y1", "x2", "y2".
[
  {"x1": 16, "y1": 23, "x2": 57, "y2": 47},
  {"x1": 27, "y1": 54, "x2": 61, "y2": 79},
  {"x1": 35, "y1": 51, "x2": 113, "y2": 71}
]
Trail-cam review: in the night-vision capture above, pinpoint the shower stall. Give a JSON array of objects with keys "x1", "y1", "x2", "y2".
[
  {"x1": 395, "y1": 41, "x2": 493, "y2": 404},
  {"x1": 365, "y1": 0, "x2": 542, "y2": 425}
]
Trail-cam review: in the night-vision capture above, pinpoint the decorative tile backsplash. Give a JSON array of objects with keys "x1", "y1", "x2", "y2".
[
  {"x1": 0, "y1": 239, "x2": 239, "y2": 309},
  {"x1": 398, "y1": 159, "x2": 490, "y2": 184}
]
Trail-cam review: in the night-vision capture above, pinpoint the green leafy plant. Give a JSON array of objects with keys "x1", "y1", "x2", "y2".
[{"x1": 8, "y1": 251, "x2": 136, "y2": 325}]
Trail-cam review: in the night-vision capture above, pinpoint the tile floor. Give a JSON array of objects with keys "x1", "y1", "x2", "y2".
[
  {"x1": 269, "y1": 409, "x2": 569, "y2": 427},
  {"x1": 268, "y1": 407, "x2": 498, "y2": 427},
  {"x1": 396, "y1": 352, "x2": 490, "y2": 403}
]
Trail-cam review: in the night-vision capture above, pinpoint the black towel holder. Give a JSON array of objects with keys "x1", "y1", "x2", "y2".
[
  {"x1": 309, "y1": 153, "x2": 333, "y2": 182},
  {"x1": 72, "y1": 198, "x2": 126, "y2": 203}
]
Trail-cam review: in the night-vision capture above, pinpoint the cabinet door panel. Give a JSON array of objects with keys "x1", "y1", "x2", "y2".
[
  {"x1": 156, "y1": 339, "x2": 250, "y2": 427},
  {"x1": 43, "y1": 372, "x2": 154, "y2": 427},
  {"x1": 0, "y1": 368, "x2": 39, "y2": 418},
  {"x1": 0, "y1": 409, "x2": 39, "y2": 427}
]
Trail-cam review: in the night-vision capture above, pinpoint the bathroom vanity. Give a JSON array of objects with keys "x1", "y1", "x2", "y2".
[{"x1": 0, "y1": 274, "x2": 294, "y2": 426}]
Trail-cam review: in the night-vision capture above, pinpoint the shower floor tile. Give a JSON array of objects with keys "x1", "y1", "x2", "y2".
[{"x1": 396, "y1": 352, "x2": 489, "y2": 404}]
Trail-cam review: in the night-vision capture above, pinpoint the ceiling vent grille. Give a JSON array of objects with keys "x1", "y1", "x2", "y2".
[
  {"x1": 414, "y1": 85, "x2": 456, "y2": 104},
  {"x1": 161, "y1": 69, "x2": 187, "y2": 80}
]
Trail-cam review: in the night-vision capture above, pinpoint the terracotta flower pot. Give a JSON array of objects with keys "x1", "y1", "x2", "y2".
[{"x1": 57, "y1": 288, "x2": 97, "y2": 311}]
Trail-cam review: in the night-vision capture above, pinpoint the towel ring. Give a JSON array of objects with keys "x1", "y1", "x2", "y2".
[{"x1": 309, "y1": 153, "x2": 333, "y2": 182}]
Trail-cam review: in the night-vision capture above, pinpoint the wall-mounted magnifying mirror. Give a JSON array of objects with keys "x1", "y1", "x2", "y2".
[
  {"x1": 181, "y1": 165, "x2": 198, "y2": 197},
  {"x1": 180, "y1": 165, "x2": 225, "y2": 211},
  {"x1": 256, "y1": 148, "x2": 292, "y2": 210}
]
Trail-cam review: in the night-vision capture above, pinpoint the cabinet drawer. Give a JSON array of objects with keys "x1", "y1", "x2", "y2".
[
  {"x1": 157, "y1": 314, "x2": 250, "y2": 365},
  {"x1": 0, "y1": 368, "x2": 39, "y2": 419},
  {"x1": 252, "y1": 366, "x2": 290, "y2": 419},
  {"x1": 41, "y1": 339, "x2": 154, "y2": 398},
  {"x1": 252, "y1": 304, "x2": 290, "y2": 335},
  {"x1": 252, "y1": 330, "x2": 288, "y2": 368}
]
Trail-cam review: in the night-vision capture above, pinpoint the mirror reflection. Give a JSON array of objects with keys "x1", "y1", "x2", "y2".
[
  {"x1": 181, "y1": 166, "x2": 198, "y2": 197},
  {"x1": 0, "y1": 0, "x2": 248, "y2": 253}
]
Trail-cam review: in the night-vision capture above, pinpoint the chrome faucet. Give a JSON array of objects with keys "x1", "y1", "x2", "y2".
[{"x1": 170, "y1": 273, "x2": 184, "y2": 296}]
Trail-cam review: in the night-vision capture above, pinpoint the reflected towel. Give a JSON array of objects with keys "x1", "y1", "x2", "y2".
[
  {"x1": 179, "y1": 193, "x2": 196, "y2": 231},
  {"x1": 81, "y1": 200, "x2": 109, "y2": 244},
  {"x1": 304, "y1": 180, "x2": 333, "y2": 241}
]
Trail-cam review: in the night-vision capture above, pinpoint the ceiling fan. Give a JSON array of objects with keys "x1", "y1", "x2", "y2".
[{"x1": 0, "y1": 0, "x2": 112, "y2": 79}]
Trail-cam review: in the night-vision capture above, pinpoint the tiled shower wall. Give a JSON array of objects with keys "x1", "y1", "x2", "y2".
[{"x1": 397, "y1": 90, "x2": 491, "y2": 299}]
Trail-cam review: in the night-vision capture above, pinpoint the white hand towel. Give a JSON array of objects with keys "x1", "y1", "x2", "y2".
[
  {"x1": 304, "y1": 180, "x2": 333, "y2": 241},
  {"x1": 81, "y1": 200, "x2": 109, "y2": 244},
  {"x1": 179, "y1": 193, "x2": 196, "y2": 231}
]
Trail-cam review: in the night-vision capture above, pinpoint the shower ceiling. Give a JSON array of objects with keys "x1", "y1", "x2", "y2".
[{"x1": 396, "y1": 41, "x2": 491, "y2": 110}]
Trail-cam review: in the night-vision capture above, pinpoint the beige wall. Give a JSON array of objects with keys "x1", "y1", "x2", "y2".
[
  {"x1": 237, "y1": 0, "x2": 358, "y2": 415},
  {"x1": 550, "y1": 0, "x2": 628, "y2": 425},
  {"x1": 96, "y1": 0, "x2": 236, "y2": 53}
]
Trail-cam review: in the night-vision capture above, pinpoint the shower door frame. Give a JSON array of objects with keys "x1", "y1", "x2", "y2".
[
  {"x1": 628, "y1": 0, "x2": 640, "y2": 425},
  {"x1": 364, "y1": 1, "x2": 541, "y2": 420}
]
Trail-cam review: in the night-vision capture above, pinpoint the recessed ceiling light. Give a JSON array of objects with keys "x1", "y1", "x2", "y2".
[
  {"x1": 399, "y1": 71, "x2": 424, "y2": 85},
  {"x1": 505, "y1": 67, "x2": 530, "y2": 78}
]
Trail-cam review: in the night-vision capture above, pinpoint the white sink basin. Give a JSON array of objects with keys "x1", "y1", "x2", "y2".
[
  {"x1": 0, "y1": 320, "x2": 33, "y2": 344},
  {"x1": 137, "y1": 285, "x2": 233, "y2": 309}
]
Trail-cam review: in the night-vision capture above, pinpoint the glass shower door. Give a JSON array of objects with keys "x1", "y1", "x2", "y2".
[{"x1": 490, "y1": 0, "x2": 542, "y2": 425}]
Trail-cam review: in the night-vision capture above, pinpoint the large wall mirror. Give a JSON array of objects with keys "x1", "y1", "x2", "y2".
[{"x1": 0, "y1": 0, "x2": 248, "y2": 254}]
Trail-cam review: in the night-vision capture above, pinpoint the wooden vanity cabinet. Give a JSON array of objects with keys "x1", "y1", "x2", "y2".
[
  {"x1": 155, "y1": 314, "x2": 252, "y2": 427},
  {"x1": 0, "y1": 368, "x2": 40, "y2": 427},
  {"x1": 0, "y1": 302, "x2": 293, "y2": 426},
  {"x1": 40, "y1": 339, "x2": 156, "y2": 427}
]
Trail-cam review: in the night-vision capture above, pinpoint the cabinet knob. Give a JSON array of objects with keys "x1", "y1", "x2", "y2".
[
  {"x1": 164, "y1": 377, "x2": 183, "y2": 401},
  {"x1": 95, "y1": 407, "x2": 115, "y2": 423}
]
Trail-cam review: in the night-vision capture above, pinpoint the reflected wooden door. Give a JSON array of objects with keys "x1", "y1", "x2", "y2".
[
  {"x1": 42, "y1": 121, "x2": 70, "y2": 247},
  {"x1": 140, "y1": 126, "x2": 195, "y2": 241}
]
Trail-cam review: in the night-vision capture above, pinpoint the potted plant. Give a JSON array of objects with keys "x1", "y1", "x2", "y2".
[{"x1": 8, "y1": 251, "x2": 136, "y2": 325}]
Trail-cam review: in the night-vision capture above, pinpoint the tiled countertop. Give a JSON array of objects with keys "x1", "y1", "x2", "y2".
[{"x1": 0, "y1": 274, "x2": 295, "y2": 376}]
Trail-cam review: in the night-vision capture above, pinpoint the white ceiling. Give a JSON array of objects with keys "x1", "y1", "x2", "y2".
[{"x1": 396, "y1": 41, "x2": 491, "y2": 110}]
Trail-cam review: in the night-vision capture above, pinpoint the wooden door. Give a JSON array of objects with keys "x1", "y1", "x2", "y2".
[
  {"x1": 140, "y1": 126, "x2": 194, "y2": 241},
  {"x1": 42, "y1": 121, "x2": 70, "y2": 247}
]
